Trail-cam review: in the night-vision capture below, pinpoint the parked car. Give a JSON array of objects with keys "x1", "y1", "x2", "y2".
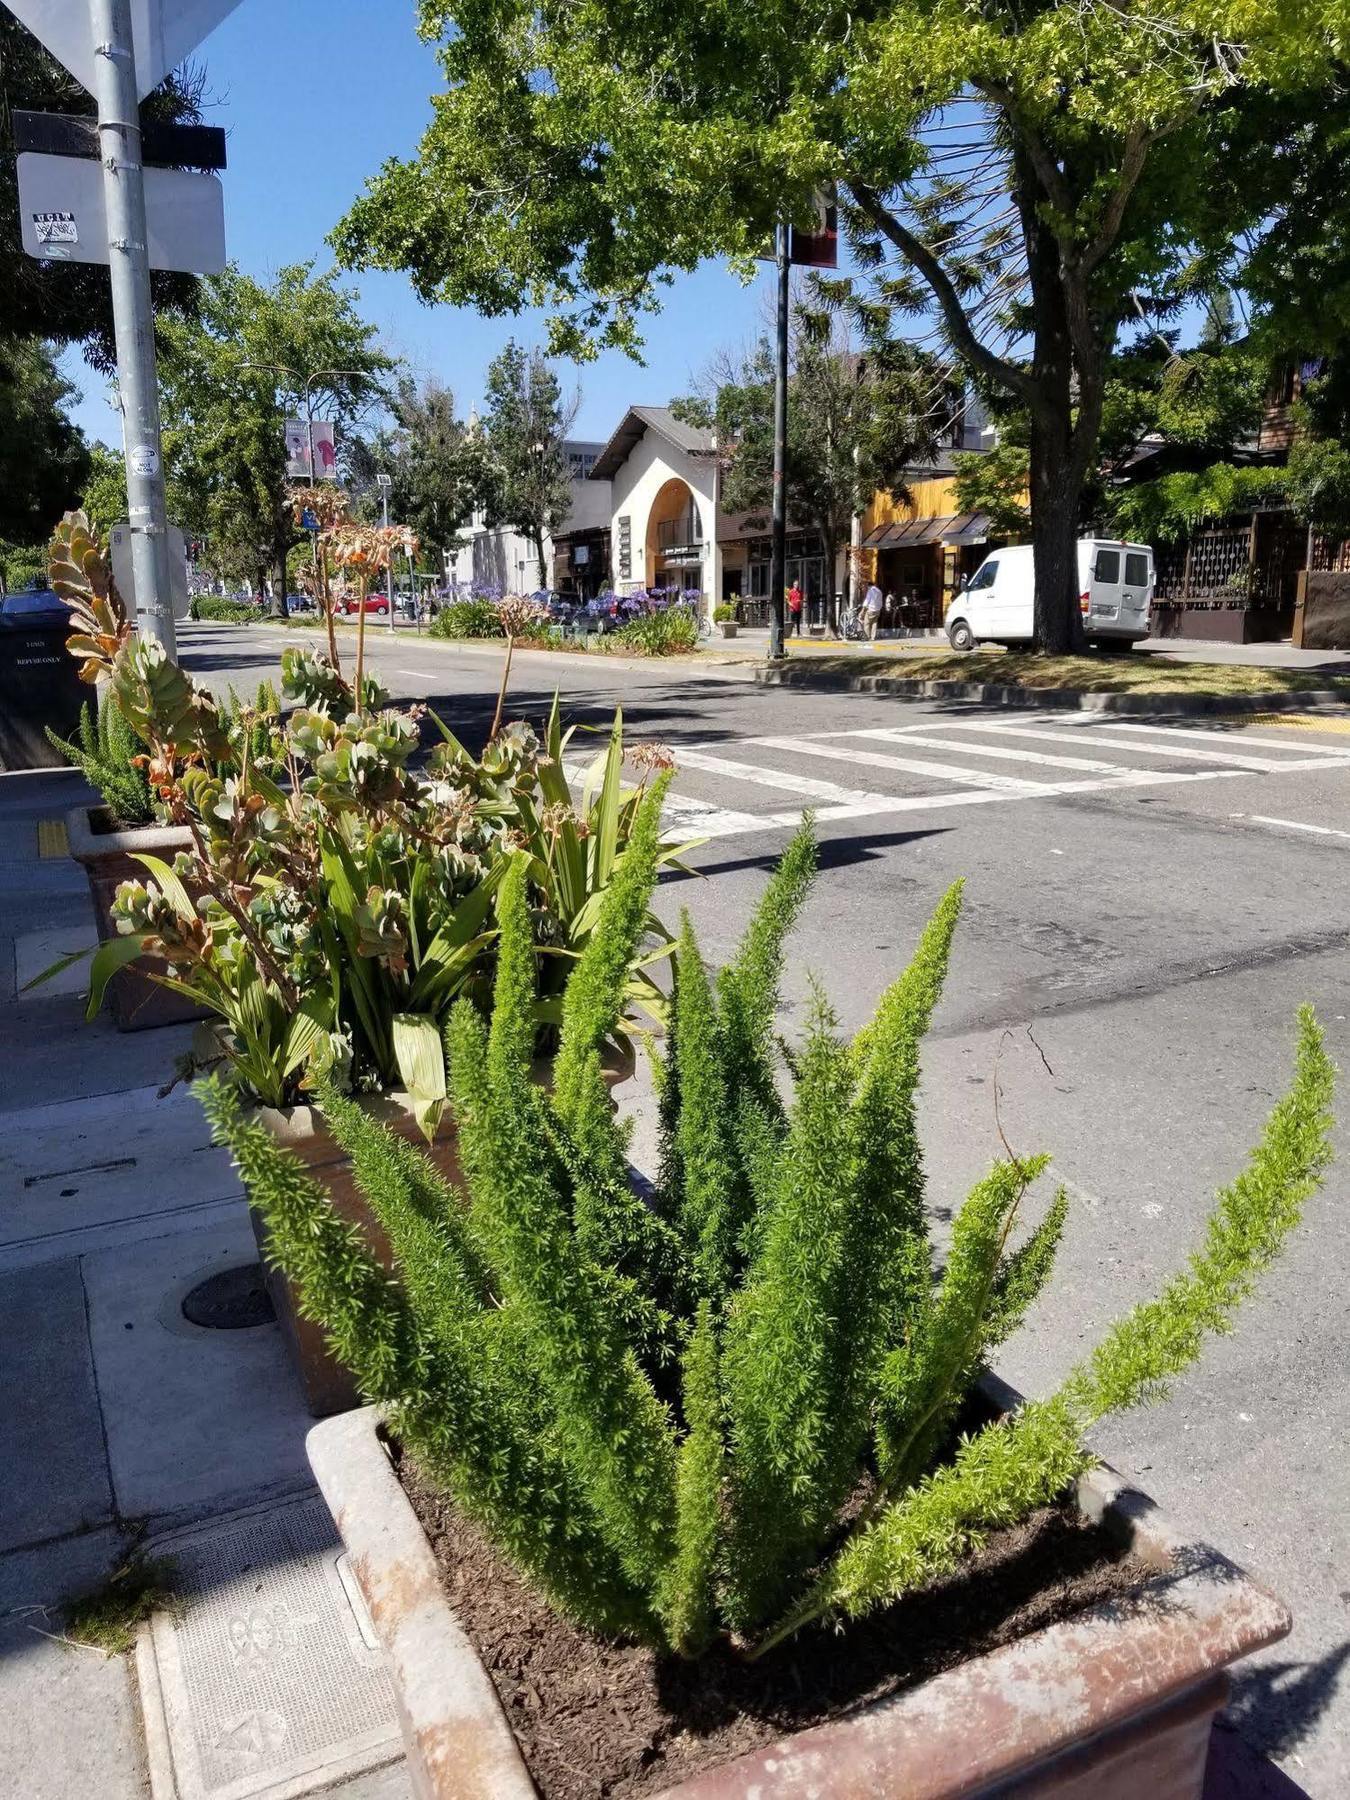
[
  {"x1": 0, "y1": 591, "x2": 73, "y2": 628},
  {"x1": 343, "y1": 595, "x2": 390, "y2": 616},
  {"x1": 945, "y1": 540, "x2": 1154, "y2": 651}
]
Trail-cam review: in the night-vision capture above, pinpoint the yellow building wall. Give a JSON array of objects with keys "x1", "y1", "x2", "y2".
[
  {"x1": 857, "y1": 475, "x2": 965, "y2": 594},
  {"x1": 862, "y1": 475, "x2": 964, "y2": 537}
]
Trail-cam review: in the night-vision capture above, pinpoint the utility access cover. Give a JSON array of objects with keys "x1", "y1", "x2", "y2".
[
  {"x1": 138, "y1": 1495, "x2": 403, "y2": 1799},
  {"x1": 3, "y1": 0, "x2": 245, "y2": 101}
]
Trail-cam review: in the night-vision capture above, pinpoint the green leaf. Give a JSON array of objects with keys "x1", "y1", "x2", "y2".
[
  {"x1": 392, "y1": 1011, "x2": 448, "y2": 1140},
  {"x1": 282, "y1": 994, "x2": 337, "y2": 1078},
  {"x1": 21, "y1": 944, "x2": 93, "y2": 994},
  {"x1": 85, "y1": 933, "x2": 151, "y2": 1019},
  {"x1": 130, "y1": 852, "x2": 195, "y2": 922}
]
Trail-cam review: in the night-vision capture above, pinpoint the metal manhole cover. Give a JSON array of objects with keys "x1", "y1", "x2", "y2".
[{"x1": 181, "y1": 1264, "x2": 276, "y2": 1330}]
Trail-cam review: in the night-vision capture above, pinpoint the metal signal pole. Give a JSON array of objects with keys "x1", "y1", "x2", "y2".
[
  {"x1": 92, "y1": 0, "x2": 176, "y2": 656},
  {"x1": 767, "y1": 219, "x2": 790, "y2": 662}
]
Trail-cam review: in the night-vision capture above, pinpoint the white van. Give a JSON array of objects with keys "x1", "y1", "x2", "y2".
[{"x1": 945, "y1": 540, "x2": 1154, "y2": 651}]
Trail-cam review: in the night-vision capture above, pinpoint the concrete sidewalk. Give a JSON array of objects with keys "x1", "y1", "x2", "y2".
[{"x1": 0, "y1": 768, "x2": 411, "y2": 1799}]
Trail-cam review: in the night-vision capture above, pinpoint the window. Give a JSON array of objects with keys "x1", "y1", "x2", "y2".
[
  {"x1": 968, "y1": 559, "x2": 998, "y2": 590},
  {"x1": 1124, "y1": 551, "x2": 1149, "y2": 587},
  {"x1": 567, "y1": 450, "x2": 597, "y2": 478},
  {"x1": 1093, "y1": 549, "x2": 1120, "y2": 583}
]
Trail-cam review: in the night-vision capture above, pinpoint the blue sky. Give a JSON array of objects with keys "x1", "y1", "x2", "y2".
[{"x1": 61, "y1": 0, "x2": 771, "y2": 450}]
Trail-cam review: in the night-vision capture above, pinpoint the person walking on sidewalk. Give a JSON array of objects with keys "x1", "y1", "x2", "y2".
[
  {"x1": 787, "y1": 582, "x2": 803, "y2": 638},
  {"x1": 862, "y1": 581, "x2": 884, "y2": 644}
]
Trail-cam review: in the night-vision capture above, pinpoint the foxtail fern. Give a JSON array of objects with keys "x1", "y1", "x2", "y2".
[{"x1": 207, "y1": 821, "x2": 1334, "y2": 1661}]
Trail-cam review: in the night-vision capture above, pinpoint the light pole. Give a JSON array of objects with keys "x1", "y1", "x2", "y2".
[
  {"x1": 236, "y1": 361, "x2": 376, "y2": 611},
  {"x1": 93, "y1": 0, "x2": 176, "y2": 656},
  {"x1": 767, "y1": 218, "x2": 790, "y2": 662},
  {"x1": 376, "y1": 471, "x2": 395, "y2": 631}
]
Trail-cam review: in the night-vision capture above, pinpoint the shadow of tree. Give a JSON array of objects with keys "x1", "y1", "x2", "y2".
[{"x1": 1222, "y1": 1637, "x2": 1350, "y2": 1764}]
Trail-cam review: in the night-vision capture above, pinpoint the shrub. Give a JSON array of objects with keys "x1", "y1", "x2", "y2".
[
  {"x1": 613, "y1": 604, "x2": 699, "y2": 656},
  {"x1": 194, "y1": 597, "x2": 258, "y2": 624},
  {"x1": 204, "y1": 821, "x2": 1333, "y2": 1659},
  {"x1": 46, "y1": 696, "x2": 154, "y2": 825},
  {"x1": 712, "y1": 603, "x2": 736, "y2": 623},
  {"x1": 430, "y1": 599, "x2": 504, "y2": 640}
]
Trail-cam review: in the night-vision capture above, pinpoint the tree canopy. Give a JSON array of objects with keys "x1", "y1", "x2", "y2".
[
  {"x1": 479, "y1": 341, "x2": 577, "y2": 588},
  {"x1": 335, "y1": 0, "x2": 1347, "y2": 649},
  {"x1": 0, "y1": 337, "x2": 89, "y2": 547},
  {"x1": 156, "y1": 264, "x2": 394, "y2": 605}
]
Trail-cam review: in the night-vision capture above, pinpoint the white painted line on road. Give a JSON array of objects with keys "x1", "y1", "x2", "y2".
[
  {"x1": 822, "y1": 726, "x2": 1131, "y2": 777},
  {"x1": 1097, "y1": 720, "x2": 1350, "y2": 757},
  {"x1": 1234, "y1": 813, "x2": 1350, "y2": 842},
  {"x1": 746, "y1": 765, "x2": 1249, "y2": 832},
  {"x1": 560, "y1": 757, "x2": 765, "y2": 839},
  {"x1": 911, "y1": 718, "x2": 1330, "y2": 773},
  {"x1": 746, "y1": 735, "x2": 1050, "y2": 793},
  {"x1": 670, "y1": 747, "x2": 899, "y2": 808}
]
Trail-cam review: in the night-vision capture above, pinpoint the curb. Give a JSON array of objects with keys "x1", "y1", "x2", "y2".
[
  {"x1": 752, "y1": 666, "x2": 1350, "y2": 716},
  {"x1": 241, "y1": 618, "x2": 760, "y2": 684}
]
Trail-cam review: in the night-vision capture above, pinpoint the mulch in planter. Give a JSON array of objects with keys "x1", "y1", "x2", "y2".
[{"x1": 400, "y1": 1456, "x2": 1152, "y2": 1800}]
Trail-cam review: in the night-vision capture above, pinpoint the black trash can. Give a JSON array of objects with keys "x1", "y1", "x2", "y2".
[{"x1": 0, "y1": 593, "x2": 83, "y2": 771}]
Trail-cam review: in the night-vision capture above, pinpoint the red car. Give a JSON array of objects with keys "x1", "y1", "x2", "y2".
[{"x1": 342, "y1": 595, "x2": 390, "y2": 615}]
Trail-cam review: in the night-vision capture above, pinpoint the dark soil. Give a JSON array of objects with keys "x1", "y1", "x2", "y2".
[{"x1": 399, "y1": 1459, "x2": 1154, "y2": 1800}]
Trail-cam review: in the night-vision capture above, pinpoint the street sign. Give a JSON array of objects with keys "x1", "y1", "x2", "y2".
[
  {"x1": 110, "y1": 522, "x2": 191, "y2": 621},
  {"x1": 18, "y1": 152, "x2": 225, "y2": 272},
  {"x1": 3, "y1": 0, "x2": 244, "y2": 101},
  {"x1": 12, "y1": 109, "x2": 227, "y2": 169}
]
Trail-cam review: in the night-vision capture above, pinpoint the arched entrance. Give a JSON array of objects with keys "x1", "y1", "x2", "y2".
[{"x1": 645, "y1": 479, "x2": 704, "y2": 595}]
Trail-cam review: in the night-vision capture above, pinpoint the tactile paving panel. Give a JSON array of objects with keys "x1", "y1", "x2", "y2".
[{"x1": 140, "y1": 1494, "x2": 403, "y2": 1800}]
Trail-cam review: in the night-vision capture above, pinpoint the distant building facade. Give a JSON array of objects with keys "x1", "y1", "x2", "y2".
[{"x1": 446, "y1": 440, "x2": 612, "y2": 596}]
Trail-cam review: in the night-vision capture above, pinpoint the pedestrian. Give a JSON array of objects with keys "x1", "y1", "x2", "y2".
[
  {"x1": 787, "y1": 582, "x2": 803, "y2": 638},
  {"x1": 862, "y1": 580, "x2": 885, "y2": 644}
]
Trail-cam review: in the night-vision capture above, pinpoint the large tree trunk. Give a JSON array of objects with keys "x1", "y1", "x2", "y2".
[
  {"x1": 532, "y1": 527, "x2": 548, "y2": 592},
  {"x1": 272, "y1": 545, "x2": 289, "y2": 618},
  {"x1": 1029, "y1": 412, "x2": 1086, "y2": 655}
]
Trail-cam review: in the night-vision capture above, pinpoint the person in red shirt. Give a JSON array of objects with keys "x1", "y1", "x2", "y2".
[{"x1": 786, "y1": 582, "x2": 804, "y2": 637}]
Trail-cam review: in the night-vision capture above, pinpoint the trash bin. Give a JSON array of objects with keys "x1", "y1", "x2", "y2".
[{"x1": 0, "y1": 593, "x2": 83, "y2": 771}]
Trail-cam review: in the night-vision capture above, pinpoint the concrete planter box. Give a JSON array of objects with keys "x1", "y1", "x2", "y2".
[
  {"x1": 252, "y1": 1091, "x2": 468, "y2": 1419},
  {"x1": 716, "y1": 620, "x2": 739, "y2": 639},
  {"x1": 65, "y1": 805, "x2": 208, "y2": 1032},
  {"x1": 308, "y1": 1399, "x2": 1290, "y2": 1800}
]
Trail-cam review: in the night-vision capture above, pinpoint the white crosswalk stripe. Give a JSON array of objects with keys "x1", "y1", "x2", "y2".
[
  {"x1": 552, "y1": 715, "x2": 1350, "y2": 845},
  {"x1": 812, "y1": 725, "x2": 1129, "y2": 777},
  {"x1": 898, "y1": 717, "x2": 1350, "y2": 774},
  {"x1": 746, "y1": 735, "x2": 1047, "y2": 792}
]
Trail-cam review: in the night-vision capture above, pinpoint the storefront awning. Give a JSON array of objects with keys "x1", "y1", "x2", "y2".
[{"x1": 862, "y1": 511, "x2": 991, "y2": 550}]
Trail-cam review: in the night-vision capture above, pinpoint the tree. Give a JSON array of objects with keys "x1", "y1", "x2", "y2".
[
  {"x1": 347, "y1": 375, "x2": 482, "y2": 563},
  {"x1": 0, "y1": 338, "x2": 90, "y2": 545},
  {"x1": 479, "y1": 343, "x2": 576, "y2": 589},
  {"x1": 156, "y1": 265, "x2": 394, "y2": 613},
  {"x1": 0, "y1": 19, "x2": 202, "y2": 362},
  {"x1": 334, "y1": 0, "x2": 1344, "y2": 651},
  {"x1": 676, "y1": 281, "x2": 940, "y2": 630}
]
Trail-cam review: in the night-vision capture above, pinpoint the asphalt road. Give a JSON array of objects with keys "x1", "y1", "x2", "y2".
[{"x1": 184, "y1": 621, "x2": 1350, "y2": 1794}]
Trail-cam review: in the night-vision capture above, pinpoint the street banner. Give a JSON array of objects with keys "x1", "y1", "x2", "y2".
[
  {"x1": 284, "y1": 419, "x2": 312, "y2": 480},
  {"x1": 310, "y1": 421, "x2": 338, "y2": 481},
  {"x1": 3, "y1": 0, "x2": 244, "y2": 100},
  {"x1": 18, "y1": 152, "x2": 225, "y2": 271},
  {"x1": 790, "y1": 185, "x2": 838, "y2": 268}
]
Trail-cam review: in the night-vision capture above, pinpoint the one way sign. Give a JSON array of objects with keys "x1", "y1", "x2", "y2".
[{"x1": 2, "y1": 0, "x2": 244, "y2": 101}]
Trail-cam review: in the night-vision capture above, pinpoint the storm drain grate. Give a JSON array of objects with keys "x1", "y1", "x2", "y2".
[
  {"x1": 138, "y1": 1494, "x2": 404, "y2": 1799},
  {"x1": 182, "y1": 1264, "x2": 276, "y2": 1331}
]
